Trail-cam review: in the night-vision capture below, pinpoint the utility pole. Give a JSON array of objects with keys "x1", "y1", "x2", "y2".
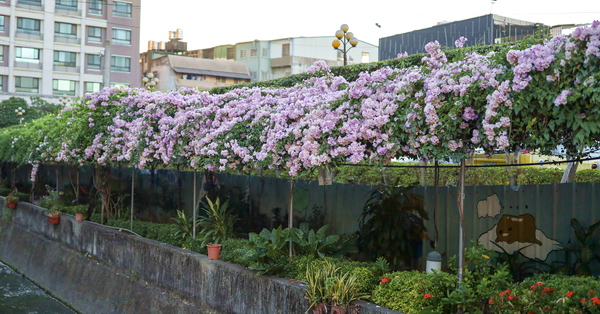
[{"x1": 103, "y1": 40, "x2": 111, "y2": 88}]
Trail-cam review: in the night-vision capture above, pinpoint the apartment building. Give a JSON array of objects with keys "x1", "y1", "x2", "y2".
[
  {"x1": 0, "y1": 0, "x2": 140, "y2": 102},
  {"x1": 235, "y1": 37, "x2": 379, "y2": 81}
]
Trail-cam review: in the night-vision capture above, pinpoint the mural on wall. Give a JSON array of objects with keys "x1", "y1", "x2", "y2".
[{"x1": 477, "y1": 193, "x2": 562, "y2": 260}]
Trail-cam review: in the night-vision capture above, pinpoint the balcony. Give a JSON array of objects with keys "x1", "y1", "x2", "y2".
[
  {"x1": 54, "y1": 35, "x2": 81, "y2": 45},
  {"x1": 16, "y1": 0, "x2": 43, "y2": 10},
  {"x1": 14, "y1": 61, "x2": 42, "y2": 70},
  {"x1": 15, "y1": 31, "x2": 43, "y2": 41},
  {"x1": 53, "y1": 65, "x2": 80, "y2": 73},
  {"x1": 270, "y1": 56, "x2": 292, "y2": 68}
]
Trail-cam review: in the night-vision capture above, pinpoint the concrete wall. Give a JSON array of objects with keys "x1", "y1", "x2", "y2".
[{"x1": 0, "y1": 197, "x2": 396, "y2": 313}]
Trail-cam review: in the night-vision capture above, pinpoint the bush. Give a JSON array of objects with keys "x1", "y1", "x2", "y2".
[
  {"x1": 490, "y1": 274, "x2": 600, "y2": 313},
  {"x1": 575, "y1": 169, "x2": 600, "y2": 183},
  {"x1": 219, "y1": 238, "x2": 252, "y2": 266},
  {"x1": 371, "y1": 270, "x2": 455, "y2": 313}
]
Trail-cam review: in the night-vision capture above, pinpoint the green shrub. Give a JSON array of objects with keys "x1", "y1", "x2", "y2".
[
  {"x1": 0, "y1": 187, "x2": 12, "y2": 196},
  {"x1": 575, "y1": 169, "x2": 600, "y2": 183},
  {"x1": 371, "y1": 270, "x2": 455, "y2": 313},
  {"x1": 239, "y1": 226, "x2": 291, "y2": 276},
  {"x1": 445, "y1": 243, "x2": 513, "y2": 313},
  {"x1": 490, "y1": 274, "x2": 600, "y2": 313},
  {"x1": 219, "y1": 238, "x2": 252, "y2": 266}
]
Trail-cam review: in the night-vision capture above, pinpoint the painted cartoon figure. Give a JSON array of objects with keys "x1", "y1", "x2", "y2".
[{"x1": 495, "y1": 214, "x2": 542, "y2": 245}]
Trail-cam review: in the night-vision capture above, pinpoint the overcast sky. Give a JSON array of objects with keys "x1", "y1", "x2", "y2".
[{"x1": 139, "y1": 0, "x2": 599, "y2": 52}]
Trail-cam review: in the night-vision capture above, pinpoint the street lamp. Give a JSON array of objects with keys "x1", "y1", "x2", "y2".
[
  {"x1": 142, "y1": 72, "x2": 159, "y2": 90},
  {"x1": 332, "y1": 24, "x2": 359, "y2": 66}
]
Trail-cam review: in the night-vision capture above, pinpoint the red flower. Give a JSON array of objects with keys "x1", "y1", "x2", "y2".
[
  {"x1": 590, "y1": 290, "x2": 596, "y2": 296},
  {"x1": 505, "y1": 289, "x2": 511, "y2": 294},
  {"x1": 488, "y1": 299, "x2": 494, "y2": 305},
  {"x1": 592, "y1": 297, "x2": 600, "y2": 305},
  {"x1": 581, "y1": 298, "x2": 587, "y2": 303},
  {"x1": 537, "y1": 282, "x2": 544, "y2": 286},
  {"x1": 528, "y1": 311, "x2": 535, "y2": 314},
  {"x1": 542, "y1": 287, "x2": 554, "y2": 293},
  {"x1": 567, "y1": 291, "x2": 574, "y2": 298},
  {"x1": 508, "y1": 295, "x2": 514, "y2": 300},
  {"x1": 423, "y1": 293, "x2": 432, "y2": 300},
  {"x1": 380, "y1": 277, "x2": 389, "y2": 284},
  {"x1": 530, "y1": 284, "x2": 537, "y2": 291},
  {"x1": 499, "y1": 291, "x2": 505, "y2": 296}
]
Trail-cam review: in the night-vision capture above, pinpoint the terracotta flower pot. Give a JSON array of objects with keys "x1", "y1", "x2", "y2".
[
  {"x1": 330, "y1": 305, "x2": 347, "y2": 314},
  {"x1": 206, "y1": 244, "x2": 222, "y2": 260},
  {"x1": 48, "y1": 215, "x2": 60, "y2": 225},
  {"x1": 76, "y1": 212, "x2": 84, "y2": 221},
  {"x1": 6, "y1": 202, "x2": 17, "y2": 209},
  {"x1": 312, "y1": 303, "x2": 326, "y2": 314}
]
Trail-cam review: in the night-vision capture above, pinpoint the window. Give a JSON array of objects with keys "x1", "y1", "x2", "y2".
[
  {"x1": 112, "y1": 28, "x2": 131, "y2": 45},
  {"x1": 261, "y1": 71, "x2": 269, "y2": 81},
  {"x1": 88, "y1": 26, "x2": 102, "y2": 42},
  {"x1": 111, "y1": 56, "x2": 130, "y2": 72},
  {"x1": 361, "y1": 52, "x2": 370, "y2": 63},
  {"x1": 250, "y1": 49, "x2": 257, "y2": 57},
  {"x1": 262, "y1": 48, "x2": 268, "y2": 58},
  {"x1": 0, "y1": 76, "x2": 3, "y2": 91},
  {"x1": 282, "y1": 43, "x2": 290, "y2": 57},
  {"x1": 240, "y1": 49, "x2": 247, "y2": 58},
  {"x1": 56, "y1": 0, "x2": 77, "y2": 11},
  {"x1": 0, "y1": 16, "x2": 5, "y2": 32},
  {"x1": 18, "y1": 0, "x2": 41, "y2": 6},
  {"x1": 227, "y1": 47, "x2": 234, "y2": 59},
  {"x1": 53, "y1": 79, "x2": 76, "y2": 96},
  {"x1": 250, "y1": 71, "x2": 257, "y2": 80},
  {"x1": 89, "y1": 0, "x2": 103, "y2": 14},
  {"x1": 54, "y1": 51, "x2": 76, "y2": 67},
  {"x1": 85, "y1": 82, "x2": 101, "y2": 94},
  {"x1": 216, "y1": 77, "x2": 226, "y2": 83},
  {"x1": 17, "y1": 17, "x2": 41, "y2": 35},
  {"x1": 87, "y1": 54, "x2": 101, "y2": 70},
  {"x1": 16, "y1": 47, "x2": 40, "y2": 63},
  {"x1": 0, "y1": 46, "x2": 4, "y2": 62},
  {"x1": 55, "y1": 22, "x2": 77, "y2": 38},
  {"x1": 15, "y1": 76, "x2": 39, "y2": 93},
  {"x1": 112, "y1": 1, "x2": 132, "y2": 18}
]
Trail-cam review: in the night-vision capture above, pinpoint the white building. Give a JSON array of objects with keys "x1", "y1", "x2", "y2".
[{"x1": 0, "y1": 0, "x2": 141, "y2": 102}]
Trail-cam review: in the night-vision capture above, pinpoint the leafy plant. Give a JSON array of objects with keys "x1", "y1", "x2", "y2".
[
  {"x1": 371, "y1": 270, "x2": 455, "y2": 314},
  {"x1": 567, "y1": 218, "x2": 600, "y2": 275},
  {"x1": 445, "y1": 242, "x2": 512, "y2": 313},
  {"x1": 357, "y1": 182, "x2": 427, "y2": 270},
  {"x1": 172, "y1": 209, "x2": 197, "y2": 243},
  {"x1": 290, "y1": 224, "x2": 357, "y2": 258},
  {"x1": 5, "y1": 195, "x2": 19, "y2": 203},
  {"x1": 305, "y1": 260, "x2": 366, "y2": 310},
  {"x1": 239, "y1": 226, "x2": 291, "y2": 275},
  {"x1": 197, "y1": 197, "x2": 237, "y2": 246}
]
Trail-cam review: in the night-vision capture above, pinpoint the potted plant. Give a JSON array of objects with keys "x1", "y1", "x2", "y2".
[
  {"x1": 73, "y1": 204, "x2": 87, "y2": 221},
  {"x1": 198, "y1": 197, "x2": 237, "y2": 260},
  {"x1": 5, "y1": 195, "x2": 19, "y2": 209},
  {"x1": 305, "y1": 260, "x2": 365, "y2": 314},
  {"x1": 47, "y1": 211, "x2": 61, "y2": 225}
]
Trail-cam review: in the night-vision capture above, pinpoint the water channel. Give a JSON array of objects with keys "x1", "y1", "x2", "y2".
[{"x1": 0, "y1": 261, "x2": 74, "y2": 313}]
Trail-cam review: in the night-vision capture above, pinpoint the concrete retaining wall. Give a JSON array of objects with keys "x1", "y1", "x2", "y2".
[{"x1": 0, "y1": 198, "x2": 397, "y2": 314}]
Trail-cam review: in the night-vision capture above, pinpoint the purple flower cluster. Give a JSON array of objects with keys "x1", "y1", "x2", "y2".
[{"x1": 21, "y1": 22, "x2": 595, "y2": 176}]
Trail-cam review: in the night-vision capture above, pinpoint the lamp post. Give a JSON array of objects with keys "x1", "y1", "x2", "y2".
[
  {"x1": 142, "y1": 72, "x2": 160, "y2": 90},
  {"x1": 14, "y1": 106, "x2": 25, "y2": 124},
  {"x1": 331, "y1": 24, "x2": 359, "y2": 66}
]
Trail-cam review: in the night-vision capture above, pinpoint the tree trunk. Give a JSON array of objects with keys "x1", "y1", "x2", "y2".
[{"x1": 561, "y1": 162, "x2": 578, "y2": 183}]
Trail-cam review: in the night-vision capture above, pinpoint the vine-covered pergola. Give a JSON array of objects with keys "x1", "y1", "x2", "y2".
[{"x1": 1, "y1": 21, "x2": 599, "y2": 279}]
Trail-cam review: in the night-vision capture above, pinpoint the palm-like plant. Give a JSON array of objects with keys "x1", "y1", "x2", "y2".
[{"x1": 197, "y1": 197, "x2": 237, "y2": 247}]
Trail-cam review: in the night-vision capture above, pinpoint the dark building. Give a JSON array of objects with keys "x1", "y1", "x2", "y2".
[{"x1": 379, "y1": 14, "x2": 544, "y2": 60}]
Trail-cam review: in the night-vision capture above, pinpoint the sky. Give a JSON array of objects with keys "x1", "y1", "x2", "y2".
[{"x1": 139, "y1": 0, "x2": 599, "y2": 52}]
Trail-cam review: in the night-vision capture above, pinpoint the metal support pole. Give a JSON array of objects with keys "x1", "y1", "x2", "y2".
[
  {"x1": 457, "y1": 159, "x2": 466, "y2": 283},
  {"x1": 130, "y1": 168, "x2": 135, "y2": 231},
  {"x1": 193, "y1": 170, "x2": 197, "y2": 239},
  {"x1": 288, "y1": 179, "x2": 295, "y2": 257}
]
